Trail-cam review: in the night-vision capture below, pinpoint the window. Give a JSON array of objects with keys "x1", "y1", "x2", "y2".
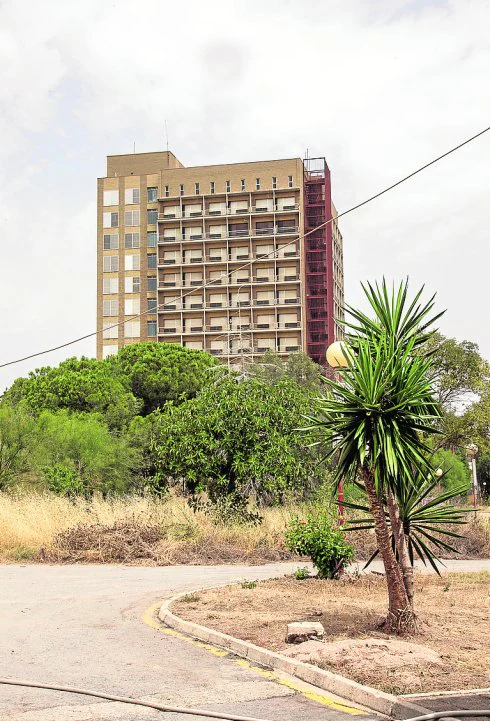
[
  {"x1": 103, "y1": 189, "x2": 119, "y2": 206},
  {"x1": 164, "y1": 185, "x2": 169, "y2": 197},
  {"x1": 241, "y1": 179, "x2": 245, "y2": 191},
  {"x1": 103, "y1": 255, "x2": 119, "y2": 272},
  {"x1": 125, "y1": 253, "x2": 140, "y2": 271},
  {"x1": 103, "y1": 277, "x2": 118, "y2": 294},
  {"x1": 103, "y1": 300, "x2": 118, "y2": 316},
  {"x1": 124, "y1": 232, "x2": 140, "y2": 249},
  {"x1": 195, "y1": 182, "x2": 200, "y2": 195},
  {"x1": 147, "y1": 187, "x2": 158, "y2": 202},
  {"x1": 147, "y1": 230, "x2": 157, "y2": 247},
  {"x1": 125, "y1": 298, "x2": 140, "y2": 315},
  {"x1": 147, "y1": 298, "x2": 157, "y2": 313},
  {"x1": 103, "y1": 211, "x2": 119, "y2": 228},
  {"x1": 272, "y1": 176, "x2": 277, "y2": 189},
  {"x1": 147, "y1": 320, "x2": 157, "y2": 337},
  {"x1": 124, "y1": 320, "x2": 140, "y2": 338},
  {"x1": 125, "y1": 187, "x2": 140, "y2": 204},
  {"x1": 148, "y1": 276, "x2": 157, "y2": 291},
  {"x1": 256, "y1": 178, "x2": 260, "y2": 190},
  {"x1": 103, "y1": 345, "x2": 118, "y2": 358},
  {"x1": 179, "y1": 184, "x2": 184, "y2": 196},
  {"x1": 288, "y1": 175, "x2": 293, "y2": 188},
  {"x1": 103, "y1": 322, "x2": 118, "y2": 339},
  {"x1": 124, "y1": 210, "x2": 140, "y2": 226},
  {"x1": 147, "y1": 253, "x2": 157, "y2": 269},
  {"x1": 226, "y1": 180, "x2": 231, "y2": 193},
  {"x1": 124, "y1": 276, "x2": 140, "y2": 293},
  {"x1": 103, "y1": 233, "x2": 118, "y2": 249},
  {"x1": 147, "y1": 209, "x2": 158, "y2": 224},
  {"x1": 210, "y1": 181, "x2": 215, "y2": 194}
]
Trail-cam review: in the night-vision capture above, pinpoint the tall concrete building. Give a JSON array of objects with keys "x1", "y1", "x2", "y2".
[{"x1": 97, "y1": 151, "x2": 344, "y2": 366}]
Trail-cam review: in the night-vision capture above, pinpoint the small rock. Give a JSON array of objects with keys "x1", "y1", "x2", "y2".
[{"x1": 286, "y1": 621, "x2": 325, "y2": 644}]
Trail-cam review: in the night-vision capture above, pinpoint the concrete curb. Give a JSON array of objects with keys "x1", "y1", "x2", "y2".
[{"x1": 159, "y1": 590, "x2": 431, "y2": 720}]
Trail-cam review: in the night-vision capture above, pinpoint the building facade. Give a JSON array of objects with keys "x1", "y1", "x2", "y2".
[{"x1": 97, "y1": 151, "x2": 344, "y2": 366}]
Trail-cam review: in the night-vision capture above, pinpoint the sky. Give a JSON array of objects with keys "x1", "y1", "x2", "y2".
[{"x1": 0, "y1": 0, "x2": 489, "y2": 391}]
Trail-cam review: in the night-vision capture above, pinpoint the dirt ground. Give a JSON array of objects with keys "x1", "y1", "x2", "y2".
[{"x1": 173, "y1": 571, "x2": 490, "y2": 695}]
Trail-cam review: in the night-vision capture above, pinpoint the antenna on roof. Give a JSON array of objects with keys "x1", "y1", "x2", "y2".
[
  {"x1": 133, "y1": 142, "x2": 136, "y2": 154},
  {"x1": 164, "y1": 119, "x2": 169, "y2": 152}
]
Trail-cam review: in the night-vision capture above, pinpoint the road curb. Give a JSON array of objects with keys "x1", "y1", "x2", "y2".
[{"x1": 159, "y1": 590, "x2": 431, "y2": 720}]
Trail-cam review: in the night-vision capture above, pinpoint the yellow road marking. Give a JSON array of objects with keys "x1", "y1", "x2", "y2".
[
  {"x1": 235, "y1": 660, "x2": 364, "y2": 715},
  {"x1": 143, "y1": 602, "x2": 365, "y2": 716}
]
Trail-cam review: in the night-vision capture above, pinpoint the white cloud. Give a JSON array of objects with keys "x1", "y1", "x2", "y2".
[{"x1": 0, "y1": 0, "x2": 489, "y2": 390}]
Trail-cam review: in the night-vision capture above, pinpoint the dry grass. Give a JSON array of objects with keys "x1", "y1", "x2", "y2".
[
  {"x1": 0, "y1": 491, "x2": 296, "y2": 564},
  {"x1": 174, "y1": 572, "x2": 490, "y2": 694},
  {"x1": 0, "y1": 491, "x2": 488, "y2": 565}
]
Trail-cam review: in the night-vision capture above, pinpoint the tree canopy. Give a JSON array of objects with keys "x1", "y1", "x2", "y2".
[
  {"x1": 151, "y1": 374, "x2": 327, "y2": 505},
  {"x1": 106, "y1": 342, "x2": 220, "y2": 414}
]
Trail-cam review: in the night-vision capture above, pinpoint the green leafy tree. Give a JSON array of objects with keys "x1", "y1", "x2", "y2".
[
  {"x1": 34, "y1": 410, "x2": 140, "y2": 494},
  {"x1": 426, "y1": 333, "x2": 489, "y2": 410},
  {"x1": 246, "y1": 350, "x2": 324, "y2": 393},
  {"x1": 431, "y1": 448, "x2": 471, "y2": 493},
  {"x1": 0, "y1": 405, "x2": 37, "y2": 489},
  {"x1": 3, "y1": 357, "x2": 141, "y2": 429},
  {"x1": 152, "y1": 375, "x2": 326, "y2": 505},
  {"x1": 106, "y1": 342, "x2": 221, "y2": 415},
  {"x1": 307, "y1": 279, "x2": 447, "y2": 633}
]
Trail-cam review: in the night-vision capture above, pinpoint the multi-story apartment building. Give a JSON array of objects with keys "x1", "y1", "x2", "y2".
[{"x1": 97, "y1": 151, "x2": 344, "y2": 366}]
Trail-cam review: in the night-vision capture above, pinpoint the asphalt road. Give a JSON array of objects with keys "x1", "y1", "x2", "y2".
[
  {"x1": 0, "y1": 562, "x2": 379, "y2": 721},
  {"x1": 1, "y1": 560, "x2": 489, "y2": 721}
]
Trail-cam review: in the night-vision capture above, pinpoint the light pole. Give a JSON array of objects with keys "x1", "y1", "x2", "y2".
[
  {"x1": 326, "y1": 341, "x2": 348, "y2": 522},
  {"x1": 465, "y1": 443, "x2": 479, "y2": 512}
]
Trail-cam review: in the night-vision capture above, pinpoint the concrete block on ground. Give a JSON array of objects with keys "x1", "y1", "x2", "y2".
[{"x1": 286, "y1": 621, "x2": 325, "y2": 644}]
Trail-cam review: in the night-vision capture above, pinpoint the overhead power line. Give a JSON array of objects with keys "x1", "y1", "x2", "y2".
[{"x1": 1, "y1": 124, "x2": 489, "y2": 370}]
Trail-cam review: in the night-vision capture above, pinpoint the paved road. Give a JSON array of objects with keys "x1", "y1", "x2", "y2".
[{"x1": 1, "y1": 560, "x2": 488, "y2": 721}]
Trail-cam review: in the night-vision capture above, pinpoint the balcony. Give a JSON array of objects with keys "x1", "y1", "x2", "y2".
[
  {"x1": 209, "y1": 349, "x2": 224, "y2": 356},
  {"x1": 158, "y1": 204, "x2": 299, "y2": 222}
]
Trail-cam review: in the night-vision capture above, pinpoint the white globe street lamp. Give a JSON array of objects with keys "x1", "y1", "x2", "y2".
[{"x1": 326, "y1": 341, "x2": 349, "y2": 369}]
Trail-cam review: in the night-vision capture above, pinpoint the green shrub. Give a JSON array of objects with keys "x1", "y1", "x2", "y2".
[
  {"x1": 293, "y1": 566, "x2": 311, "y2": 580},
  {"x1": 285, "y1": 513, "x2": 354, "y2": 579},
  {"x1": 42, "y1": 464, "x2": 85, "y2": 497}
]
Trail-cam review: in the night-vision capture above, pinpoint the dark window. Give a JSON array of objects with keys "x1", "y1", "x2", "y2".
[
  {"x1": 147, "y1": 209, "x2": 158, "y2": 224},
  {"x1": 147, "y1": 187, "x2": 158, "y2": 202},
  {"x1": 147, "y1": 320, "x2": 157, "y2": 336},
  {"x1": 147, "y1": 276, "x2": 157, "y2": 291},
  {"x1": 147, "y1": 253, "x2": 157, "y2": 268}
]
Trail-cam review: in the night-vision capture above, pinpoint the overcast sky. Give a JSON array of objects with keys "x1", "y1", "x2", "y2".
[{"x1": 1, "y1": 0, "x2": 489, "y2": 391}]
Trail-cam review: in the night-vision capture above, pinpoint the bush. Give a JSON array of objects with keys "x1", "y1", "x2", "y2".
[
  {"x1": 285, "y1": 513, "x2": 354, "y2": 579},
  {"x1": 42, "y1": 464, "x2": 85, "y2": 497}
]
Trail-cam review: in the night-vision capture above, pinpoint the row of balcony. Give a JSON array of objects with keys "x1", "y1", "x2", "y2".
[
  {"x1": 160, "y1": 322, "x2": 301, "y2": 334},
  {"x1": 157, "y1": 298, "x2": 300, "y2": 311},
  {"x1": 158, "y1": 205, "x2": 299, "y2": 221},
  {"x1": 159, "y1": 275, "x2": 299, "y2": 289},
  {"x1": 158, "y1": 226, "x2": 299, "y2": 242},
  {"x1": 157, "y1": 342, "x2": 301, "y2": 356},
  {"x1": 159, "y1": 250, "x2": 298, "y2": 265}
]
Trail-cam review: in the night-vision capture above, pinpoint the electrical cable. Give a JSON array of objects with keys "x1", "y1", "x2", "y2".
[
  {"x1": 1, "y1": 123, "x2": 489, "y2": 370},
  {"x1": 0, "y1": 678, "x2": 274, "y2": 720}
]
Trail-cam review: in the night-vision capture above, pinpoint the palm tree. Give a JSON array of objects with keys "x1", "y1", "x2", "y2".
[{"x1": 308, "y1": 279, "x2": 445, "y2": 633}]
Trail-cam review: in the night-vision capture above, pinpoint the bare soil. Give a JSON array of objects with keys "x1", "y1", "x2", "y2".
[{"x1": 173, "y1": 572, "x2": 490, "y2": 695}]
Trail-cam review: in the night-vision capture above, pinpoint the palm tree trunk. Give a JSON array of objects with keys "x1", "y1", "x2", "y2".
[
  {"x1": 386, "y1": 488, "x2": 414, "y2": 608},
  {"x1": 360, "y1": 467, "x2": 416, "y2": 633}
]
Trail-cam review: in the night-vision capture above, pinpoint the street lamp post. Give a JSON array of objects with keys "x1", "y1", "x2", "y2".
[
  {"x1": 465, "y1": 443, "x2": 479, "y2": 513},
  {"x1": 326, "y1": 341, "x2": 348, "y2": 522}
]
